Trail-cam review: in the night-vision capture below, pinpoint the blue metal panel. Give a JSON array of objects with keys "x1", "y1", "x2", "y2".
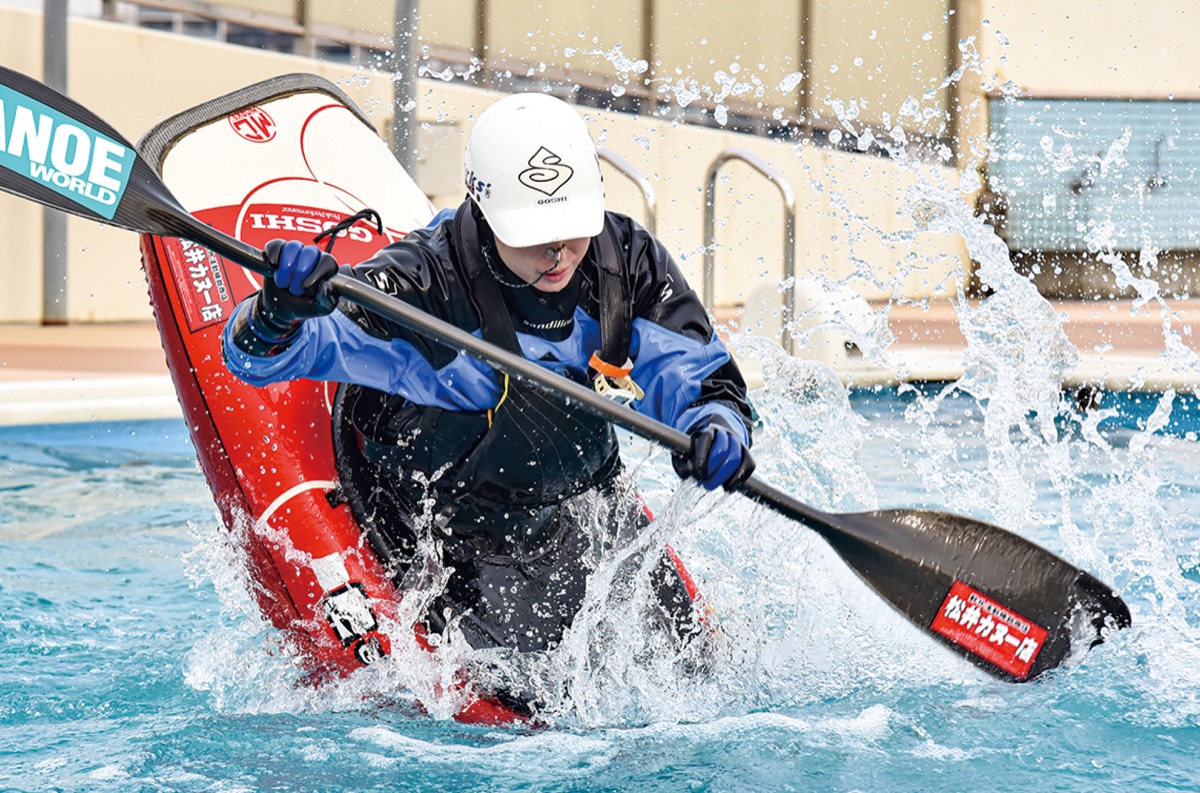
[{"x1": 989, "y1": 99, "x2": 1200, "y2": 251}]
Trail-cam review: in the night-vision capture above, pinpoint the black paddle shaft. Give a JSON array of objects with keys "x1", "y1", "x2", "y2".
[
  {"x1": 320, "y1": 277, "x2": 1135, "y2": 681},
  {"x1": 0, "y1": 65, "x2": 1130, "y2": 681}
]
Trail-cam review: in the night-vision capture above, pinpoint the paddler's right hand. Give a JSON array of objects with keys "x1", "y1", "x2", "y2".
[
  {"x1": 672, "y1": 413, "x2": 755, "y2": 492},
  {"x1": 252, "y1": 239, "x2": 340, "y2": 338}
]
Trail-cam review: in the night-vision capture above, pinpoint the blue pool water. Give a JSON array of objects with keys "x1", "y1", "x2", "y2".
[{"x1": 3, "y1": 377, "x2": 1200, "y2": 791}]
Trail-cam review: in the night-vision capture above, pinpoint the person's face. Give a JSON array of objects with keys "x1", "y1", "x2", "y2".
[{"x1": 494, "y1": 237, "x2": 591, "y2": 293}]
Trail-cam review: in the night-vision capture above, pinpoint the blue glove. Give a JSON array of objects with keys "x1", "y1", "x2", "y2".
[
  {"x1": 672, "y1": 413, "x2": 755, "y2": 491},
  {"x1": 253, "y1": 239, "x2": 340, "y2": 337}
]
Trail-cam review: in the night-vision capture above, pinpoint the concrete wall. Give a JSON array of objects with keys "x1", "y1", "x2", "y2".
[
  {"x1": 978, "y1": 1, "x2": 1200, "y2": 100},
  {"x1": 0, "y1": 7, "x2": 967, "y2": 323}
]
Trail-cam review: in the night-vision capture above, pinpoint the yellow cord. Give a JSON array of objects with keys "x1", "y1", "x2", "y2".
[{"x1": 487, "y1": 373, "x2": 511, "y2": 427}]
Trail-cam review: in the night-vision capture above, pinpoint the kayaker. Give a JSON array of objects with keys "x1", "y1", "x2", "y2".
[{"x1": 221, "y1": 92, "x2": 755, "y2": 669}]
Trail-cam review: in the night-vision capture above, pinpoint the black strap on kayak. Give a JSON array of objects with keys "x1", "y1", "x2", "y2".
[{"x1": 313, "y1": 208, "x2": 383, "y2": 253}]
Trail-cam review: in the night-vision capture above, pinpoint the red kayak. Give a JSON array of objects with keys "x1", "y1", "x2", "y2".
[{"x1": 137, "y1": 74, "x2": 526, "y2": 724}]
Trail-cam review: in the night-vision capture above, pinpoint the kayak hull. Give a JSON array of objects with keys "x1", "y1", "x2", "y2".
[{"x1": 137, "y1": 74, "x2": 526, "y2": 724}]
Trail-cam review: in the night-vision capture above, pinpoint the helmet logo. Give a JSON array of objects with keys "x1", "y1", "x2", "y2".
[
  {"x1": 465, "y1": 166, "x2": 492, "y2": 200},
  {"x1": 518, "y1": 147, "x2": 574, "y2": 197}
]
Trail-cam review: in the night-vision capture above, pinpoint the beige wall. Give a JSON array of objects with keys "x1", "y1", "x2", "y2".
[
  {"x1": 978, "y1": 0, "x2": 1200, "y2": 99},
  {"x1": 420, "y1": 0, "x2": 477, "y2": 55},
  {"x1": 652, "y1": 0, "x2": 802, "y2": 113},
  {"x1": 205, "y1": 0, "x2": 293, "y2": 19},
  {"x1": 310, "y1": 0, "x2": 392, "y2": 39},
  {"x1": 810, "y1": 0, "x2": 951, "y2": 134},
  {"x1": 416, "y1": 0, "x2": 960, "y2": 139},
  {"x1": 1, "y1": 10, "x2": 48, "y2": 322},
  {"x1": 572, "y1": 108, "x2": 965, "y2": 306},
  {"x1": 0, "y1": 7, "x2": 967, "y2": 323},
  {"x1": 489, "y1": 0, "x2": 646, "y2": 82}
]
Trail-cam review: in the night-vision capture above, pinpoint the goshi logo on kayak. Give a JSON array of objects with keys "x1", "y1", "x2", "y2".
[{"x1": 0, "y1": 85, "x2": 134, "y2": 220}]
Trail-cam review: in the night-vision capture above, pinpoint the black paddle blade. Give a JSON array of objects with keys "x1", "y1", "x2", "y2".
[
  {"x1": 0, "y1": 65, "x2": 190, "y2": 236},
  {"x1": 819, "y1": 508, "x2": 1131, "y2": 681}
]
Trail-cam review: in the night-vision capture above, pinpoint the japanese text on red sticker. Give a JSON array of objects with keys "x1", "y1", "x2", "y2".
[
  {"x1": 163, "y1": 238, "x2": 234, "y2": 332},
  {"x1": 930, "y1": 580, "x2": 1049, "y2": 680}
]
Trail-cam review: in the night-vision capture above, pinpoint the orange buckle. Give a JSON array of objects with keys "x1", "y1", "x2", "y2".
[
  {"x1": 591, "y1": 355, "x2": 644, "y2": 404},
  {"x1": 589, "y1": 353, "x2": 633, "y2": 379}
]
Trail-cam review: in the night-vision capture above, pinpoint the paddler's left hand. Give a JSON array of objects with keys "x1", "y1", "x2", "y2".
[{"x1": 672, "y1": 413, "x2": 755, "y2": 491}]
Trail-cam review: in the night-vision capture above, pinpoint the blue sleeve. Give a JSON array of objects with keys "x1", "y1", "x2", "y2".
[
  {"x1": 427, "y1": 207, "x2": 457, "y2": 228},
  {"x1": 221, "y1": 298, "x2": 502, "y2": 410},
  {"x1": 628, "y1": 318, "x2": 750, "y2": 445}
]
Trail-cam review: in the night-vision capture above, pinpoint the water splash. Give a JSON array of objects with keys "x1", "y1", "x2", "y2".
[
  {"x1": 179, "y1": 496, "x2": 478, "y2": 720},
  {"x1": 893, "y1": 175, "x2": 1200, "y2": 728},
  {"x1": 167, "y1": 31, "x2": 1200, "y2": 736},
  {"x1": 787, "y1": 50, "x2": 1200, "y2": 729}
]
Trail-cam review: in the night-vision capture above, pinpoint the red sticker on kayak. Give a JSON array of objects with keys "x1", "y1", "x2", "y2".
[
  {"x1": 931, "y1": 580, "x2": 1048, "y2": 680},
  {"x1": 228, "y1": 106, "x2": 276, "y2": 143},
  {"x1": 162, "y1": 237, "x2": 235, "y2": 333}
]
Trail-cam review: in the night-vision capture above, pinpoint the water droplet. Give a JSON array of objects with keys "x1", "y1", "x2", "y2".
[{"x1": 778, "y1": 72, "x2": 804, "y2": 93}]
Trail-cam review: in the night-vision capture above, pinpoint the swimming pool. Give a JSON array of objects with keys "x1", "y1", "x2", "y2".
[{"x1": 3, "y1": 372, "x2": 1198, "y2": 791}]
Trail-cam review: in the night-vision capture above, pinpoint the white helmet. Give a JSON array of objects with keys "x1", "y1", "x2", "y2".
[{"x1": 464, "y1": 93, "x2": 604, "y2": 248}]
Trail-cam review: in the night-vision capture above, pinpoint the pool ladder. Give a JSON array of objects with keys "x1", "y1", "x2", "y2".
[
  {"x1": 597, "y1": 147, "x2": 657, "y2": 235},
  {"x1": 703, "y1": 148, "x2": 798, "y2": 354}
]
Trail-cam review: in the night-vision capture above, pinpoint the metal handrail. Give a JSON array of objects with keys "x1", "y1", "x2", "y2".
[
  {"x1": 597, "y1": 146, "x2": 657, "y2": 235},
  {"x1": 702, "y1": 147, "x2": 796, "y2": 352}
]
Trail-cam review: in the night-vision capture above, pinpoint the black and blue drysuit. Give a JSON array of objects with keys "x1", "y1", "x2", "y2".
[{"x1": 222, "y1": 201, "x2": 754, "y2": 663}]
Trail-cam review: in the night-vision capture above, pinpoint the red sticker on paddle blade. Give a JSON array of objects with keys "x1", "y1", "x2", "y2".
[{"x1": 930, "y1": 580, "x2": 1049, "y2": 680}]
